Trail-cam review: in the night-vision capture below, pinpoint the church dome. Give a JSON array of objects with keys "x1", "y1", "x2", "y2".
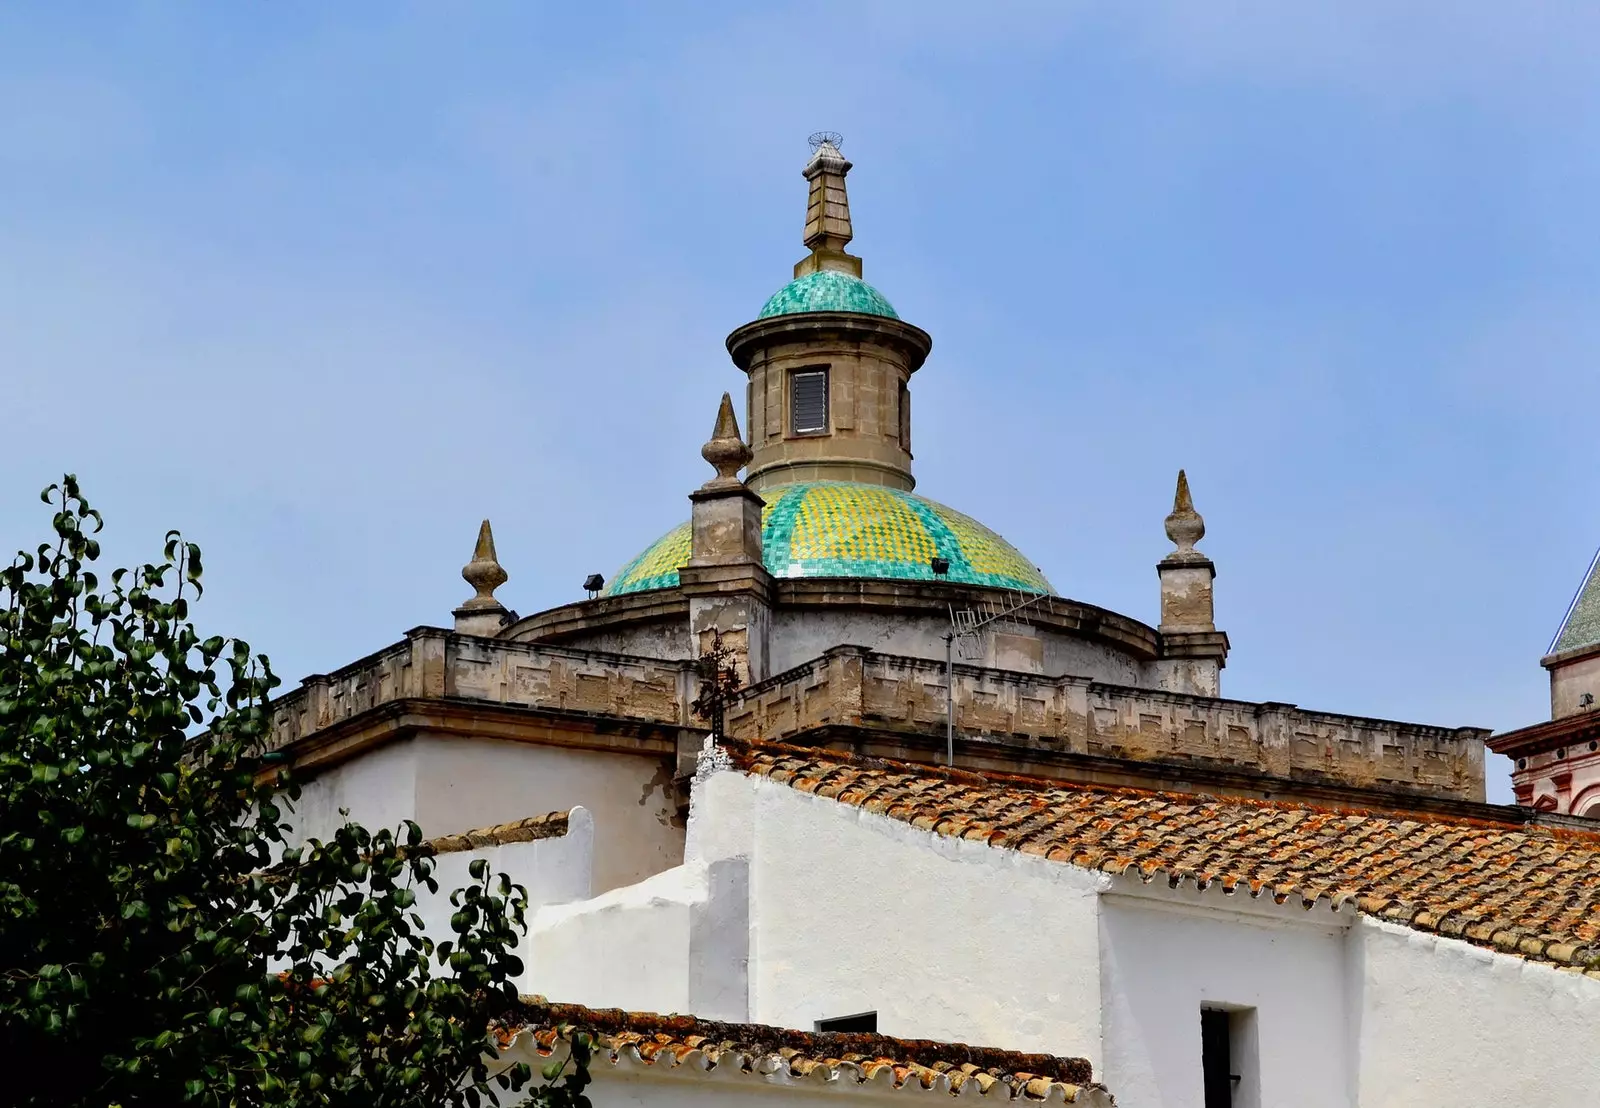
[
  {"x1": 604, "y1": 481, "x2": 1053, "y2": 597},
  {"x1": 758, "y1": 270, "x2": 899, "y2": 320}
]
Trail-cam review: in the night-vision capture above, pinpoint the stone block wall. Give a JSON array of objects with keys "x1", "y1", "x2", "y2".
[
  {"x1": 268, "y1": 628, "x2": 694, "y2": 752},
  {"x1": 723, "y1": 647, "x2": 1488, "y2": 801}
]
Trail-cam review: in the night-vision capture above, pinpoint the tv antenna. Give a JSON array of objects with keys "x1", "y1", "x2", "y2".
[{"x1": 941, "y1": 585, "x2": 1056, "y2": 766}]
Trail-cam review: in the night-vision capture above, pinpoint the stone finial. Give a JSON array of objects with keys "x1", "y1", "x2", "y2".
[
  {"x1": 459, "y1": 519, "x2": 508, "y2": 611},
  {"x1": 1156, "y1": 468, "x2": 1224, "y2": 693},
  {"x1": 796, "y1": 132, "x2": 862, "y2": 278},
  {"x1": 1164, "y1": 469, "x2": 1206, "y2": 560},
  {"x1": 700, "y1": 393, "x2": 753, "y2": 489}
]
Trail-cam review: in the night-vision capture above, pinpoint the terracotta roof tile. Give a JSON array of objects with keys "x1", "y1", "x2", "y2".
[
  {"x1": 500, "y1": 998, "x2": 1111, "y2": 1103},
  {"x1": 730, "y1": 741, "x2": 1600, "y2": 972},
  {"x1": 421, "y1": 811, "x2": 569, "y2": 855}
]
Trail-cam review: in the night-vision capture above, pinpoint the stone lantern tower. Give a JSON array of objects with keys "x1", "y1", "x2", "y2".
[{"x1": 725, "y1": 133, "x2": 933, "y2": 493}]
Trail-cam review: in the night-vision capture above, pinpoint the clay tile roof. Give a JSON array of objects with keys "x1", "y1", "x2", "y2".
[
  {"x1": 501, "y1": 998, "x2": 1112, "y2": 1104},
  {"x1": 422, "y1": 811, "x2": 569, "y2": 855},
  {"x1": 729, "y1": 741, "x2": 1600, "y2": 974}
]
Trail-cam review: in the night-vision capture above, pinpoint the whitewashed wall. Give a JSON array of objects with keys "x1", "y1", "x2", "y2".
[
  {"x1": 1098, "y1": 892, "x2": 1351, "y2": 1108},
  {"x1": 522, "y1": 764, "x2": 1600, "y2": 1106},
  {"x1": 742, "y1": 780, "x2": 1107, "y2": 1059},
  {"x1": 531, "y1": 855, "x2": 748, "y2": 1020},
  {"x1": 284, "y1": 738, "x2": 420, "y2": 848},
  {"x1": 283, "y1": 734, "x2": 682, "y2": 893},
  {"x1": 416, "y1": 807, "x2": 594, "y2": 994},
  {"x1": 1350, "y1": 918, "x2": 1600, "y2": 1108}
]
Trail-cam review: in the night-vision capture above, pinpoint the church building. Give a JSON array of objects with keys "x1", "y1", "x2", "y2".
[{"x1": 266, "y1": 135, "x2": 1600, "y2": 1107}]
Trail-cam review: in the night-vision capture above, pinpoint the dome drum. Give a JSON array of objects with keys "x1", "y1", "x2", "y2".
[
  {"x1": 504, "y1": 574, "x2": 1162, "y2": 688},
  {"x1": 731, "y1": 315, "x2": 932, "y2": 494}
]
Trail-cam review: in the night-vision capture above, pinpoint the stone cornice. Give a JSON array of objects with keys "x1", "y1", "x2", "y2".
[
  {"x1": 1542, "y1": 640, "x2": 1600, "y2": 670},
  {"x1": 725, "y1": 312, "x2": 933, "y2": 373},
  {"x1": 1488, "y1": 711, "x2": 1600, "y2": 758},
  {"x1": 266, "y1": 627, "x2": 695, "y2": 773}
]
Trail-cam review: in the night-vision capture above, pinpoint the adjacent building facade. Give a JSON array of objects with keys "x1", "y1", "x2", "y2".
[
  {"x1": 265, "y1": 136, "x2": 1600, "y2": 1106},
  {"x1": 1490, "y1": 551, "x2": 1600, "y2": 815}
]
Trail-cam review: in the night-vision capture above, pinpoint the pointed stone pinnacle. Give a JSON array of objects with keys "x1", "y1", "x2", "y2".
[
  {"x1": 700, "y1": 392, "x2": 753, "y2": 487},
  {"x1": 459, "y1": 519, "x2": 509, "y2": 610},
  {"x1": 1164, "y1": 469, "x2": 1205, "y2": 554}
]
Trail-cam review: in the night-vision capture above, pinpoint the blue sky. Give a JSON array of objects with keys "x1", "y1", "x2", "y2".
[{"x1": 4, "y1": 3, "x2": 1596, "y2": 803}]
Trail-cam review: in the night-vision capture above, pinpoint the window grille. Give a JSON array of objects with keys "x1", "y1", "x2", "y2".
[{"x1": 791, "y1": 367, "x2": 829, "y2": 435}]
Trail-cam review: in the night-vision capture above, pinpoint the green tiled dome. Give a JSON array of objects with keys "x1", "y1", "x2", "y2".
[
  {"x1": 758, "y1": 271, "x2": 899, "y2": 320},
  {"x1": 603, "y1": 482, "x2": 1053, "y2": 597}
]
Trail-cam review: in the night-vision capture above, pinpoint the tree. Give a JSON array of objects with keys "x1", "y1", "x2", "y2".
[{"x1": 0, "y1": 478, "x2": 591, "y2": 1108}]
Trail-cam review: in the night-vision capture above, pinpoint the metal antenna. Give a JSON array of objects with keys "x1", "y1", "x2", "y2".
[{"x1": 942, "y1": 585, "x2": 1055, "y2": 766}]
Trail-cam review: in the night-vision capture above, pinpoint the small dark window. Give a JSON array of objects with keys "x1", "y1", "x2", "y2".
[
  {"x1": 816, "y1": 1011, "x2": 876, "y2": 1033},
  {"x1": 1201, "y1": 1007, "x2": 1257, "y2": 1108},
  {"x1": 1201, "y1": 1009, "x2": 1232, "y2": 1107},
  {"x1": 898, "y1": 379, "x2": 911, "y2": 452},
  {"x1": 791, "y1": 367, "x2": 829, "y2": 435}
]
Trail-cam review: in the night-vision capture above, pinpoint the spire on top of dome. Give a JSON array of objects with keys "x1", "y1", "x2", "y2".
[{"x1": 795, "y1": 132, "x2": 862, "y2": 280}]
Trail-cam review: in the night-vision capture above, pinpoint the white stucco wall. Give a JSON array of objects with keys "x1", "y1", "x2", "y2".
[
  {"x1": 530, "y1": 854, "x2": 748, "y2": 1020},
  {"x1": 416, "y1": 807, "x2": 594, "y2": 993},
  {"x1": 412, "y1": 736, "x2": 681, "y2": 893},
  {"x1": 1351, "y1": 918, "x2": 1600, "y2": 1108},
  {"x1": 284, "y1": 734, "x2": 683, "y2": 893},
  {"x1": 1099, "y1": 891, "x2": 1352, "y2": 1108},
  {"x1": 527, "y1": 761, "x2": 758, "y2": 1016},
  {"x1": 283, "y1": 738, "x2": 421, "y2": 849},
  {"x1": 516, "y1": 762, "x2": 1600, "y2": 1106},
  {"x1": 741, "y1": 778, "x2": 1107, "y2": 1059}
]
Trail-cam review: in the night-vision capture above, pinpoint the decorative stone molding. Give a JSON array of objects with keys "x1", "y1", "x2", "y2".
[
  {"x1": 267, "y1": 628, "x2": 696, "y2": 755},
  {"x1": 722, "y1": 647, "x2": 1488, "y2": 802}
]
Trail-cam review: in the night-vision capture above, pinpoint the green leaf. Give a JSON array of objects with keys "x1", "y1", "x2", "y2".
[{"x1": 0, "y1": 478, "x2": 578, "y2": 1108}]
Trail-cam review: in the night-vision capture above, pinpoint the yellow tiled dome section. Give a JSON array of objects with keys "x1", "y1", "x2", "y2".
[{"x1": 604, "y1": 482, "x2": 1053, "y2": 596}]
